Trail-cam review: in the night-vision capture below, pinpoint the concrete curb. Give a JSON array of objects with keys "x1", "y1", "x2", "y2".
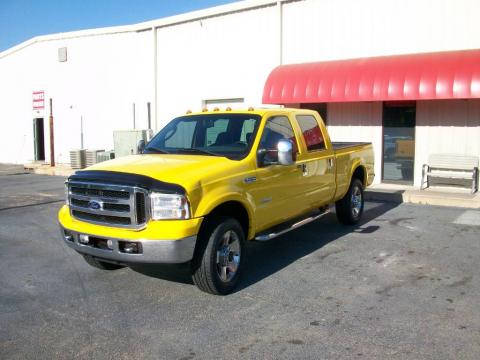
[
  {"x1": 24, "y1": 164, "x2": 75, "y2": 177},
  {"x1": 365, "y1": 188, "x2": 480, "y2": 209}
]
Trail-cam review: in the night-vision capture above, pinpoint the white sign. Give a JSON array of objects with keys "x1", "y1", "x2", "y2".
[{"x1": 33, "y1": 91, "x2": 45, "y2": 110}]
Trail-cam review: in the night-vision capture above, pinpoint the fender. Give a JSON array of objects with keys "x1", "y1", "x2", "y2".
[{"x1": 195, "y1": 186, "x2": 256, "y2": 240}]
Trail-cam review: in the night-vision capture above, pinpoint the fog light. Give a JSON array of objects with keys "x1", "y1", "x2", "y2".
[
  {"x1": 107, "y1": 239, "x2": 114, "y2": 249},
  {"x1": 63, "y1": 230, "x2": 73, "y2": 242},
  {"x1": 79, "y1": 234, "x2": 89, "y2": 244},
  {"x1": 119, "y1": 241, "x2": 142, "y2": 254},
  {"x1": 124, "y1": 243, "x2": 138, "y2": 254}
]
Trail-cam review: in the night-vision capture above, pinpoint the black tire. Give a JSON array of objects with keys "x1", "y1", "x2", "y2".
[
  {"x1": 191, "y1": 217, "x2": 245, "y2": 295},
  {"x1": 335, "y1": 178, "x2": 364, "y2": 225},
  {"x1": 82, "y1": 254, "x2": 125, "y2": 270}
]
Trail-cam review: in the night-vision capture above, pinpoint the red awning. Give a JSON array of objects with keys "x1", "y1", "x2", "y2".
[{"x1": 262, "y1": 49, "x2": 480, "y2": 104}]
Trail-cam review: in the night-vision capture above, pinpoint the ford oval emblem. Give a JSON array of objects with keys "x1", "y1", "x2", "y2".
[{"x1": 88, "y1": 200, "x2": 101, "y2": 210}]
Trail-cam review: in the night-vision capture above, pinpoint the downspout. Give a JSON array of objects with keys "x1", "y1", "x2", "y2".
[
  {"x1": 152, "y1": 26, "x2": 158, "y2": 131},
  {"x1": 277, "y1": 1, "x2": 283, "y2": 65}
]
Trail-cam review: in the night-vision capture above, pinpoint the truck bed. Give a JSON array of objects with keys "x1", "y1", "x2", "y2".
[
  {"x1": 332, "y1": 142, "x2": 371, "y2": 150},
  {"x1": 331, "y1": 141, "x2": 375, "y2": 201}
]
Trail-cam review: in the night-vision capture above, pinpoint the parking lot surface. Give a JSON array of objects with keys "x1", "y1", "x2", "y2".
[{"x1": 1, "y1": 172, "x2": 479, "y2": 360}]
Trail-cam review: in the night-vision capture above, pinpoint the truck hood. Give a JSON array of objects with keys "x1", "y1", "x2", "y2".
[{"x1": 84, "y1": 154, "x2": 237, "y2": 190}]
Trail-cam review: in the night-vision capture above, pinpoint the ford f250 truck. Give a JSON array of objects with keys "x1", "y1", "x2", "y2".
[{"x1": 59, "y1": 108, "x2": 374, "y2": 295}]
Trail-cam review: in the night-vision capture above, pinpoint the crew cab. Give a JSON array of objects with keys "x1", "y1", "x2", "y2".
[{"x1": 58, "y1": 108, "x2": 374, "y2": 295}]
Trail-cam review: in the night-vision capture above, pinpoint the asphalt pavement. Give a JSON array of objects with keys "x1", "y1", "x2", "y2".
[{"x1": 1, "y1": 170, "x2": 479, "y2": 359}]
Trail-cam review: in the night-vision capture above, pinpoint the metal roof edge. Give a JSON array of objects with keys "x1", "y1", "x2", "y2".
[{"x1": 0, "y1": 0, "x2": 289, "y2": 59}]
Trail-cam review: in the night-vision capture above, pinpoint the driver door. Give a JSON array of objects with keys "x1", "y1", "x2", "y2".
[{"x1": 251, "y1": 115, "x2": 308, "y2": 232}]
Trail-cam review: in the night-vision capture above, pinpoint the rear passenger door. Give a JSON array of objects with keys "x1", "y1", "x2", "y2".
[{"x1": 292, "y1": 113, "x2": 336, "y2": 207}]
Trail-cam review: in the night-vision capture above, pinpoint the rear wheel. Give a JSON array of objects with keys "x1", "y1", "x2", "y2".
[
  {"x1": 335, "y1": 178, "x2": 364, "y2": 225},
  {"x1": 191, "y1": 217, "x2": 245, "y2": 295},
  {"x1": 82, "y1": 255, "x2": 125, "y2": 270}
]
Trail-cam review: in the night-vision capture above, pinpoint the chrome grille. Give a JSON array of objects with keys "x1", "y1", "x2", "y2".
[{"x1": 67, "y1": 181, "x2": 149, "y2": 229}]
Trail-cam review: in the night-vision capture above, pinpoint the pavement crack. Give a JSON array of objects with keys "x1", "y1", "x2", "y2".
[{"x1": 0, "y1": 199, "x2": 64, "y2": 212}]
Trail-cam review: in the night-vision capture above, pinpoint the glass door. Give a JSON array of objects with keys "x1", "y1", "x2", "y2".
[{"x1": 382, "y1": 105, "x2": 416, "y2": 184}]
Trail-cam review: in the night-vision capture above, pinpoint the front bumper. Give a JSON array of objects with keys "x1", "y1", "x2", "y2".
[{"x1": 60, "y1": 225, "x2": 197, "y2": 264}]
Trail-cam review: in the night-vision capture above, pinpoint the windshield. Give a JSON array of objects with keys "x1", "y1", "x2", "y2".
[{"x1": 144, "y1": 114, "x2": 261, "y2": 159}]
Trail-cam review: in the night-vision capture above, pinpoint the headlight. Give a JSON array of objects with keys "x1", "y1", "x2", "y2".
[{"x1": 150, "y1": 192, "x2": 190, "y2": 220}]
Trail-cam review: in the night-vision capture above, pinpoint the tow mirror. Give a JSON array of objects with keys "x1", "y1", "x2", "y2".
[
  {"x1": 277, "y1": 139, "x2": 294, "y2": 166},
  {"x1": 137, "y1": 139, "x2": 146, "y2": 154}
]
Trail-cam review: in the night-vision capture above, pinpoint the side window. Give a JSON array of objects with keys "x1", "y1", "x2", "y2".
[
  {"x1": 296, "y1": 115, "x2": 326, "y2": 151},
  {"x1": 164, "y1": 120, "x2": 197, "y2": 148},
  {"x1": 206, "y1": 119, "x2": 229, "y2": 146},
  {"x1": 259, "y1": 116, "x2": 298, "y2": 163},
  {"x1": 240, "y1": 118, "x2": 257, "y2": 144}
]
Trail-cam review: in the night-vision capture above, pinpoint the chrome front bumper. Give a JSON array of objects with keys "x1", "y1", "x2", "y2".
[{"x1": 59, "y1": 226, "x2": 197, "y2": 264}]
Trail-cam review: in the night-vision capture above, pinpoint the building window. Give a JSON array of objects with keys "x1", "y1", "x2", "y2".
[
  {"x1": 296, "y1": 115, "x2": 325, "y2": 151},
  {"x1": 203, "y1": 98, "x2": 244, "y2": 110}
]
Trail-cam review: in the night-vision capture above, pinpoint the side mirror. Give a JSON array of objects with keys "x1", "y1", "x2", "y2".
[
  {"x1": 277, "y1": 139, "x2": 294, "y2": 166},
  {"x1": 137, "y1": 139, "x2": 146, "y2": 154}
]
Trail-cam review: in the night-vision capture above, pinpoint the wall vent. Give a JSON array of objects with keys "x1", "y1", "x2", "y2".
[{"x1": 58, "y1": 47, "x2": 67, "y2": 62}]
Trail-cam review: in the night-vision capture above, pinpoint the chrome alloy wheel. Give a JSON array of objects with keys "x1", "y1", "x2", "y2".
[
  {"x1": 351, "y1": 185, "x2": 363, "y2": 217},
  {"x1": 216, "y1": 230, "x2": 241, "y2": 282}
]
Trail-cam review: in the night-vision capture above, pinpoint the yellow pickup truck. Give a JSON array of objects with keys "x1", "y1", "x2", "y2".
[{"x1": 59, "y1": 108, "x2": 374, "y2": 294}]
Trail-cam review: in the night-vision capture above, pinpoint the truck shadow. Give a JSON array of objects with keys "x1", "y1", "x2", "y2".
[
  {"x1": 130, "y1": 201, "x2": 399, "y2": 290},
  {"x1": 235, "y1": 201, "x2": 397, "y2": 293}
]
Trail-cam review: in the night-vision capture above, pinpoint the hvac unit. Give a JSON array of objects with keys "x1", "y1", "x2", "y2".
[
  {"x1": 70, "y1": 150, "x2": 86, "y2": 169},
  {"x1": 113, "y1": 130, "x2": 149, "y2": 158},
  {"x1": 85, "y1": 149, "x2": 104, "y2": 167},
  {"x1": 96, "y1": 151, "x2": 115, "y2": 163}
]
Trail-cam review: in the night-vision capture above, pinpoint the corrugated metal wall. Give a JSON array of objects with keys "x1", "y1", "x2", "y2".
[
  {"x1": 282, "y1": 0, "x2": 480, "y2": 64},
  {"x1": 327, "y1": 102, "x2": 383, "y2": 184},
  {"x1": 415, "y1": 99, "x2": 480, "y2": 186}
]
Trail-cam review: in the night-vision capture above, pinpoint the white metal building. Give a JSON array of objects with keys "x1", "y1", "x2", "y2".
[{"x1": 1, "y1": 0, "x2": 479, "y2": 188}]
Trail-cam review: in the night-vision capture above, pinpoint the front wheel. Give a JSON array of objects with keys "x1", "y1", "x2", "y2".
[
  {"x1": 191, "y1": 217, "x2": 245, "y2": 295},
  {"x1": 335, "y1": 178, "x2": 364, "y2": 225}
]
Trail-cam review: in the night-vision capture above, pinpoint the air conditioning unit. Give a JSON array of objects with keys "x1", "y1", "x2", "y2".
[
  {"x1": 85, "y1": 149, "x2": 104, "y2": 167},
  {"x1": 96, "y1": 151, "x2": 115, "y2": 163},
  {"x1": 70, "y1": 150, "x2": 86, "y2": 169},
  {"x1": 113, "y1": 130, "x2": 149, "y2": 158}
]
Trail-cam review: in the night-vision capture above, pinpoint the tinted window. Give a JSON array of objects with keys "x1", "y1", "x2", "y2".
[
  {"x1": 259, "y1": 116, "x2": 297, "y2": 163},
  {"x1": 145, "y1": 114, "x2": 261, "y2": 159},
  {"x1": 296, "y1": 115, "x2": 325, "y2": 151},
  {"x1": 164, "y1": 121, "x2": 196, "y2": 148},
  {"x1": 205, "y1": 119, "x2": 229, "y2": 146}
]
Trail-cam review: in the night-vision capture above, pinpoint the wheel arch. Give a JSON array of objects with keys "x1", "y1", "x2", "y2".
[
  {"x1": 351, "y1": 165, "x2": 367, "y2": 188},
  {"x1": 198, "y1": 200, "x2": 252, "y2": 242}
]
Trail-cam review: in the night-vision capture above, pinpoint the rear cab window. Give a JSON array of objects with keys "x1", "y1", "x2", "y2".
[{"x1": 295, "y1": 114, "x2": 326, "y2": 152}]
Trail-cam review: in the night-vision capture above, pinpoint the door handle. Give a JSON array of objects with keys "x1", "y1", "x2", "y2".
[
  {"x1": 297, "y1": 163, "x2": 308, "y2": 175},
  {"x1": 327, "y1": 158, "x2": 334, "y2": 169}
]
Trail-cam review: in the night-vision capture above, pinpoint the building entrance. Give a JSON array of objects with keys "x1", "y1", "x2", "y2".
[
  {"x1": 33, "y1": 118, "x2": 45, "y2": 161},
  {"x1": 382, "y1": 104, "x2": 416, "y2": 184}
]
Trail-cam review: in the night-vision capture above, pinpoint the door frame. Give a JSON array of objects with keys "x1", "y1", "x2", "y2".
[
  {"x1": 33, "y1": 117, "x2": 46, "y2": 161},
  {"x1": 381, "y1": 102, "x2": 416, "y2": 184}
]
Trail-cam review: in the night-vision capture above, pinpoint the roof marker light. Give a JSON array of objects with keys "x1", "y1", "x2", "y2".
[
  {"x1": 225, "y1": 107, "x2": 232, "y2": 111},
  {"x1": 248, "y1": 107, "x2": 254, "y2": 111},
  {"x1": 202, "y1": 107, "x2": 208, "y2": 112},
  {"x1": 213, "y1": 107, "x2": 220, "y2": 111},
  {"x1": 186, "y1": 109, "x2": 192, "y2": 114}
]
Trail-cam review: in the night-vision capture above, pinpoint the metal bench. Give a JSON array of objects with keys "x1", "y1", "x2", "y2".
[{"x1": 421, "y1": 154, "x2": 479, "y2": 193}]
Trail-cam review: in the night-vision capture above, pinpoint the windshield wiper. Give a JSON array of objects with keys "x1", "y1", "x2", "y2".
[
  {"x1": 175, "y1": 148, "x2": 222, "y2": 157},
  {"x1": 144, "y1": 146, "x2": 170, "y2": 154}
]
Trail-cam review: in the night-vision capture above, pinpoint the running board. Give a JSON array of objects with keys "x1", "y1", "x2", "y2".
[{"x1": 255, "y1": 207, "x2": 330, "y2": 241}]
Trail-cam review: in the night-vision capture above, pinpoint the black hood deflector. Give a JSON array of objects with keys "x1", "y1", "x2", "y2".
[{"x1": 68, "y1": 170, "x2": 186, "y2": 194}]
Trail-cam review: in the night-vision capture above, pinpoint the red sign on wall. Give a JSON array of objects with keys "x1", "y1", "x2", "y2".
[{"x1": 32, "y1": 91, "x2": 45, "y2": 110}]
